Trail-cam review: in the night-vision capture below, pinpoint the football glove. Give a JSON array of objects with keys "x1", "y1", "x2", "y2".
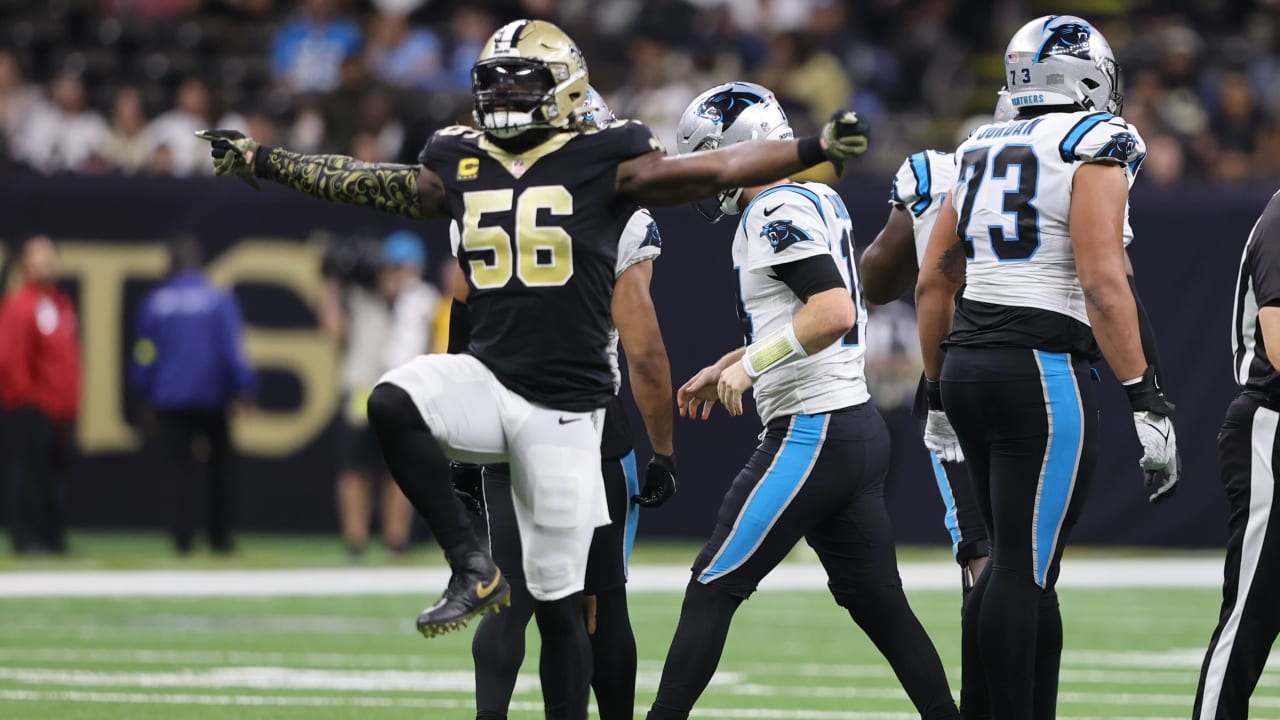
[
  {"x1": 820, "y1": 110, "x2": 870, "y2": 175},
  {"x1": 632, "y1": 453, "x2": 677, "y2": 508},
  {"x1": 1123, "y1": 367, "x2": 1179, "y2": 504},
  {"x1": 923, "y1": 410, "x2": 965, "y2": 464},
  {"x1": 449, "y1": 461, "x2": 485, "y2": 517},
  {"x1": 194, "y1": 129, "x2": 259, "y2": 189}
]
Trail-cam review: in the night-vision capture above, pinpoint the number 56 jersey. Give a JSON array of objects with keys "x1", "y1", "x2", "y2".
[
  {"x1": 947, "y1": 110, "x2": 1145, "y2": 354},
  {"x1": 421, "y1": 120, "x2": 662, "y2": 413}
]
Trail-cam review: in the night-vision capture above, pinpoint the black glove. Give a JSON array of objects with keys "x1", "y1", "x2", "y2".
[
  {"x1": 449, "y1": 461, "x2": 485, "y2": 517},
  {"x1": 632, "y1": 453, "x2": 677, "y2": 508}
]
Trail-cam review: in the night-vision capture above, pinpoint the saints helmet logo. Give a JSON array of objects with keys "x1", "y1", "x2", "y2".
[
  {"x1": 761, "y1": 219, "x2": 813, "y2": 254},
  {"x1": 1037, "y1": 22, "x2": 1092, "y2": 62}
]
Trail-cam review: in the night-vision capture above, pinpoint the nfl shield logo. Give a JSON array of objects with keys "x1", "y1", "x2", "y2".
[{"x1": 511, "y1": 159, "x2": 526, "y2": 178}]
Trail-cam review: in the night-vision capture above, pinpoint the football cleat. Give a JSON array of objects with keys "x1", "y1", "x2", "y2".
[{"x1": 416, "y1": 550, "x2": 511, "y2": 638}]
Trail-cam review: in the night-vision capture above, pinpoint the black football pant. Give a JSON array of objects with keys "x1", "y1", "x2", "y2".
[
  {"x1": 4, "y1": 407, "x2": 67, "y2": 554},
  {"x1": 647, "y1": 404, "x2": 959, "y2": 720},
  {"x1": 1194, "y1": 392, "x2": 1280, "y2": 719},
  {"x1": 471, "y1": 454, "x2": 640, "y2": 720},
  {"x1": 155, "y1": 409, "x2": 234, "y2": 553},
  {"x1": 941, "y1": 347, "x2": 1097, "y2": 720}
]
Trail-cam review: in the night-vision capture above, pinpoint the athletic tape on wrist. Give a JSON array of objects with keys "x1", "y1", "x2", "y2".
[{"x1": 741, "y1": 323, "x2": 807, "y2": 379}]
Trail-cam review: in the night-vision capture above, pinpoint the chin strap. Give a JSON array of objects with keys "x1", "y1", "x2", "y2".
[{"x1": 255, "y1": 147, "x2": 424, "y2": 218}]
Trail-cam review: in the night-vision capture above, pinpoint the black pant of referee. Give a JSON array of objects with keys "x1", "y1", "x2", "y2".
[
  {"x1": 1194, "y1": 391, "x2": 1280, "y2": 718},
  {"x1": 155, "y1": 409, "x2": 234, "y2": 554}
]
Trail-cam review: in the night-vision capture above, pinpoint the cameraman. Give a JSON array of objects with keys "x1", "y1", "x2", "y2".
[{"x1": 318, "y1": 230, "x2": 442, "y2": 558}]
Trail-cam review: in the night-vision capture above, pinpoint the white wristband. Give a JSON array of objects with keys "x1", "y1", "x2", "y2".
[{"x1": 741, "y1": 323, "x2": 807, "y2": 379}]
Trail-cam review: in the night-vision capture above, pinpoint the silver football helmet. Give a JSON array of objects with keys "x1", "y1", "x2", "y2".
[
  {"x1": 1004, "y1": 15, "x2": 1122, "y2": 115},
  {"x1": 574, "y1": 85, "x2": 615, "y2": 130},
  {"x1": 675, "y1": 81, "x2": 793, "y2": 221}
]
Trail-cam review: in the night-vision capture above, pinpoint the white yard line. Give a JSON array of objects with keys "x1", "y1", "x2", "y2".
[{"x1": 0, "y1": 558, "x2": 1228, "y2": 598}]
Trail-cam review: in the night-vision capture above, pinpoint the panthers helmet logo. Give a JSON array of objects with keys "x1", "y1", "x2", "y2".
[
  {"x1": 761, "y1": 219, "x2": 813, "y2": 254},
  {"x1": 696, "y1": 88, "x2": 765, "y2": 129},
  {"x1": 1037, "y1": 21, "x2": 1092, "y2": 62}
]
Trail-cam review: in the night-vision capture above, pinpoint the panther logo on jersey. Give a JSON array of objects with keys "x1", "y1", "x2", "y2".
[
  {"x1": 1036, "y1": 21, "x2": 1092, "y2": 62},
  {"x1": 696, "y1": 87, "x2": 765, "y2": 129},
  {"x1": 1096, "y1": 131, "x2": 1139, "y2": 162},
  {"x1": 761, "y1": 219, "x2": 813, "y2": 254},
  {"x1": 641, "y1": 220, "x2": 662, "y2": 249}
]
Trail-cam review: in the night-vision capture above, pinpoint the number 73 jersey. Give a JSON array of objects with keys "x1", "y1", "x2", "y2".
[
  {"x1": 420, "y1": 120, "x2": 663, "y2": 412},
  {"x1": 949, "y1": 110, "x2": 1145, "y2": 328}
]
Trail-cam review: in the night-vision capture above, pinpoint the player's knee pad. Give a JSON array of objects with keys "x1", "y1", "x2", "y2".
[{"x1": 366, "y1": 383, "x2": 425, "y2": 435}]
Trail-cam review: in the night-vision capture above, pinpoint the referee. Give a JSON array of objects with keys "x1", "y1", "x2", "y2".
[{"x1": 1195, "y1": 191, "x2": 1280, "y2": 718}]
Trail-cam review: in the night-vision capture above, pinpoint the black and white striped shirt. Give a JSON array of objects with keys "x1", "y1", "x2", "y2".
[{"x1": 1233, "y1": 190, "x2": 1280, "y2": 394}]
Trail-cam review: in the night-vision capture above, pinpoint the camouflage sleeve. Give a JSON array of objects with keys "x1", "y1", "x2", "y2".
[{"x1": 256, "y1": 147, "x2": 424, "y2": 218}]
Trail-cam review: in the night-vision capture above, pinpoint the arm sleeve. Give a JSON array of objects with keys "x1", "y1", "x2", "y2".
[
  {"x1": 219, "y1": 293, "x2": 256, "y2": 398},
  {"x1": 771, "y1": 254, "x2": 847, "y2": 301},
  {"x1": 1251, "y1": 200, "x2": 1280, "y2": 308},
  {"x1": 129, "y1": 296, "x2": 157, "y2": 396},
  {"x1": 742, "y1": 188, "x2": 831, "y2": 273},
  {"x1": 0, "y1": 298, "x2": 33, "y2": 407},
  {"x1": 614, "y1": 209, "x2": 662, "y2": 278}
]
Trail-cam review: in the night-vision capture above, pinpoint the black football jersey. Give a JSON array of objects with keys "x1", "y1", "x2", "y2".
[{"x1": 421, "y1": 121, "x2": 662, "y2": 412}]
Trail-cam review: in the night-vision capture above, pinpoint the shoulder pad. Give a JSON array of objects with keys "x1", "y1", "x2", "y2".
[
  {"x1": 420, "y1": 125, "x2": 484, "y2": 164},
  {"x1": 891, "y1": 152, "x2": 939, "y2": 216},
  {"x1": 1059, "y1": 113, "x2": 1145, "y2": 169}
]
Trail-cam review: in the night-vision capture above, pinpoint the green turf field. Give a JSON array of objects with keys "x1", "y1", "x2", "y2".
[{"x1": 0, "y1": 535, "x2": 1274, "y2": 719}]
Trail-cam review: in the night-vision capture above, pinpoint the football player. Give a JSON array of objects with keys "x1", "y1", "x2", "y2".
[
  {"x1": 862, "y1": 92, "x2": 1170, "y2": 603},
  {"x1": 915, "y1": 16, "x2": 1178, "y2": 717},
  {"x1": 196, "y1": 20, "x2": 868, "y2": 720},
  {"x1": 457, "y1": 87, "x2": 665, "y2": 720},
  {"x1": 646, "y1": 82, "x2": 959, "y2": 720}
]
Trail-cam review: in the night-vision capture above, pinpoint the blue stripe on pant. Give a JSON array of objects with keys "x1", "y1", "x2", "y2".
[
  {"x1": 1032, "y1": 350, "x2": 1085, "y2": 588},
  {"x1": 698, "y1": 414, "x2": 828, "y2": 584},
  {"x1": 930, "y1": 452, "x2": 963, "y2": 558},
  {"x1": 622, "y1": 450, "x2": 639, "y2": 574}
]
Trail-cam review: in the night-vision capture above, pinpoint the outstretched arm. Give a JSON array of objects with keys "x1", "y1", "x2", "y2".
[
  {"x1": 195, "y1": 130, "x2": 448, "y2": 218},
  {"x1": 861, "y1": 205, "x2": 919, "y2": 304},
  {"x1": 612, "y1": 260, "x2": 673, "y2": 456},
  {"x1": 616, "y1": 111, "x2": 869, "y2": 206}
]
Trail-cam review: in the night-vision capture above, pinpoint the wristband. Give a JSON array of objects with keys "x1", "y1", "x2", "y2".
[
  {"x1": 1122, "y1": 366, "x2": 1173, "y2": 415},
  {"x1": 797, "y1": 135, "x2": 826, "y2": 167},
  {"x1": 741, "y1": 323, "x2": 807, "y2": 379},
  {"x1": 925, "y1": 378, "x2": 944, "y2": 411},
  {"x1": 252, "y1": 144, "x2": 275, "y2": 176}
]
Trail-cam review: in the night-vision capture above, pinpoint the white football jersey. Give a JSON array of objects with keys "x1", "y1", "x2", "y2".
[
  {"x1": 449, "y1": 208, "x2": 661, "y2": 393},
  {"x1": 948, "y1": 110, "x2": 1145, "y2": 326},
  {"x1": 733, "y1": 181, "x2": 870, "y2": 424},
  {"x1": 890, "y1": 150, "x2": 959, "y2": 268}
]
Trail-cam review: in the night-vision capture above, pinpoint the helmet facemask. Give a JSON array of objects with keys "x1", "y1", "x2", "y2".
[{"x1": 472, "y1": 58, "x2": 562, "y2": 138}]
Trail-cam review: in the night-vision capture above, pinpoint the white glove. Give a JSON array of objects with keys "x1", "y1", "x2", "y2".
[
  {"x1": 1133, "y1": 410, "x2": 1178, "y2": 503},
  {"x1": 923, "y1": 410, "x2": 965, "y2": 464}
]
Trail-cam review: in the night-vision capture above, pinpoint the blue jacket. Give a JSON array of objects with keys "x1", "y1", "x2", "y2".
[{"x1": 130, "y1": 271, "x2": 256, "y2": 410}]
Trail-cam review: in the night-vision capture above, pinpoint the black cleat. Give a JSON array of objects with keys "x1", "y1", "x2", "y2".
[{"x1": 416, "y1": 550, "x2": 510, "y2": 638}]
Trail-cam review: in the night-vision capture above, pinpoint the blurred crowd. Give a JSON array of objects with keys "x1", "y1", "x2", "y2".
[{"x1": 1, "y1": 0, "x2": 1279, "y2": 183}]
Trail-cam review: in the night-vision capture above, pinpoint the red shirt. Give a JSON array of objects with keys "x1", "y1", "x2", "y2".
[{"x1": 0, "y1": 282, "x2": 81, "y2": 421}]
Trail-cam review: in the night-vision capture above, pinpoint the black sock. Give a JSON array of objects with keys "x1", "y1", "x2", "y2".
[
  {"x1": 1033, "y1": 589, "x2": 1063, "y2": 720},
  {"x1": 835, "y1": 582, "x2": 959, "y2": 719},
  {"x1": 960, "y1": 565, "x2": 992, "y2": 720},
  {"x1": 589, "y1": 587, "x2": 637, "y2": 720},
  {"x1": 978, "y1": 565, "x2": 1040, "y2": 719},
  {"x1": 647, "y1": 580, "x2": 744, "y2": 720},
  {"x1": 366, "y1": 383, "x2": 478, "y2": 555},
  {"x1": 473, "y1": 575, "x2": 536, "y2": 719},
  {"x1": 535, "y1": 592, "x2": 591, "y2": 720}
]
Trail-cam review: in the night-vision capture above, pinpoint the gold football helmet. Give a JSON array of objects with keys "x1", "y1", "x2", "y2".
[{"x1": 472, "y1": 19, "x2": 589, "y2": 138}]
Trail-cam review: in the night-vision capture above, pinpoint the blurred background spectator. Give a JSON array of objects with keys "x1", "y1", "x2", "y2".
[
  {"x1": 1, "y1": 2, "x2": 1280, "y2": 179},
  {"x1": 0, "y1": 236, "x2": 80, "y2": 555},
  {"x1": 129, "y1": 236, "x2": 256, "y2": 555},
  {"x1": 317, "y1": 229, "x2": 441, "y2": 559}
]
